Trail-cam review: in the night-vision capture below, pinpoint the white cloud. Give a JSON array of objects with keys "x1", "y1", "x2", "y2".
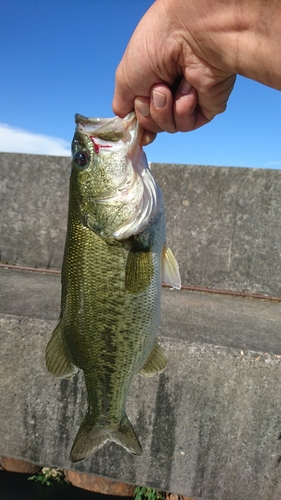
[{"x1": 0, "y1": 123, "x2": 70, "y2": 156}]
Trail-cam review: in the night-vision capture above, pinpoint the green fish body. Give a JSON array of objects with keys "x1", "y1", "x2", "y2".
[{"x1": 45, "y1": 113, "x2": 180, "y2": 462}]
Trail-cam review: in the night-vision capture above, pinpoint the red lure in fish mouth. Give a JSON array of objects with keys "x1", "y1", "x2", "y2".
[{"x1": 89, "y1": 136, "x2": 113, "y2": 154}]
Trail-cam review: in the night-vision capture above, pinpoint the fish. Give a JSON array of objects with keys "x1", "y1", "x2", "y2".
[{"x1": 45, "y1": 112, "x2": 181, "y2": 463}]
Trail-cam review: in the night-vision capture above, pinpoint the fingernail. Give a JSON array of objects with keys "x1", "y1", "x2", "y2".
[
  {"x1": 180, "y1": 79, "x2": 193, "y2": 95},
  {"x1": 135, "y1": 98, "x2": 150, "y2": 117},
  {"x1": 152, "y1": 91, "x2": 166, "y2": 109}
]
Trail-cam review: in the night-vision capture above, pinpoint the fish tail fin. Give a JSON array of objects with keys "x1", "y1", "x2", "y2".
[
  {"x1": 70, "y1": 412, "x2": 142, "y2": 463},
  {"x1": 70, "y1": 412, "x2": 109, "y2": 463},
  {"x1": 108, "y1": 414, "x2": 142, "y2": 456}
]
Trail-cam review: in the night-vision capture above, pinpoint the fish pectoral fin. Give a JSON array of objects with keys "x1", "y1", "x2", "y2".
[
  {"x1": 139, "y1": 343, "x2": 167, "y2": 378},
  {"x1": 125, "y1": 249, "x2": 153, "y2": 294},
  {"x1": 45, "y1": 321, "x2": 79, "y2": 379},
  {"x1": 70, "y1": 413, "x2": 142, "y2": 463},
  {"x1": 161, "y1": 243, "x2": 181, "y2": 290}
]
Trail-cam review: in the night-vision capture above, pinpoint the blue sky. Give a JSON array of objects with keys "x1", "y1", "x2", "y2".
[{"x1": 1, "y1": 0, "x2": 280, "y2": 168}]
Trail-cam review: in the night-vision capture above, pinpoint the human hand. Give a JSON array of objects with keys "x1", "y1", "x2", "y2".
[{"x1": 112, "y1": 0, "x2": 236, "y2": 145}]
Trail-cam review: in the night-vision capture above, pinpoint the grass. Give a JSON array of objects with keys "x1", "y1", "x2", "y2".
[
  {"x1": 134, "y1": 486, "x2": 166, "y2": 500},
  {"x1": 28, "y1": 467, "x2": 66, "y2": 487}
]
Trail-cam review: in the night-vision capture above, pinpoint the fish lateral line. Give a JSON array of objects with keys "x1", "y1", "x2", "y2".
[
  {"x1": 45, "y1": 112, "x2": 181, "y2": 462},
  {"x1": 89, "y1": 136, "x2": 113, "y2": 154}
]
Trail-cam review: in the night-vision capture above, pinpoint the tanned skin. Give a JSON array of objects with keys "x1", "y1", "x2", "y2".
[{"x1": 113, "y1": 0, "x2": 281, "y2": 145}]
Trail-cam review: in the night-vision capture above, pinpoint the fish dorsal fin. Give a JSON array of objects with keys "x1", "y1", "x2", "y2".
[
  {"x1": 161, "y1": 243, "x2": 181, "y2": 289},
  {"x1": 45, "y1": 321, "x2": 79, "y2": 378},
  {"x1": 139, "y1": 343, "x2": 167, "y2": 378}
]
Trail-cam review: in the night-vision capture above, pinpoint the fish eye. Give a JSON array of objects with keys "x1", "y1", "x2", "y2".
[{"x1": 74, "y1": 150, "x2": 89, "y2": 168}]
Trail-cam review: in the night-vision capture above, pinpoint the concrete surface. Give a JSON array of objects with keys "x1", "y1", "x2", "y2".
[
  {"x1": 2, "y1": 153, "x2": 281, "y2": 295},
  {"x1": 1, "y1": 268, "x2": 281, "y2": 499},
  {"x1": 1, "y1": 153, "x2": 281, "y2": 499},
  {"x1": 1, "y1": 268, "x2": 281, "y2": 355},
  {"x1": 153, "y1": 163, "x2": 281, "y2": 296},
  {"x1": 0, "y1": 153, "x2": 69, "y2": 269}
]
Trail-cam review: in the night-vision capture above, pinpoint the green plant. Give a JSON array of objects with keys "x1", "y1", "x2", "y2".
[
  {"x1": 134, "y1": 486, "x2": 166, "y2": 500},
  {"x1": 28, "y1": 467, "x2": 65, "y2": 487}
]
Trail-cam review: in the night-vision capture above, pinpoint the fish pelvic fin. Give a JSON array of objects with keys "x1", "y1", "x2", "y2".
[
  {"x1": 70, "y1": 413, "x2": 142, "y2": 463},
  {"x1": 45, "y1": 321, "x2": 79, "y2": 378},
  {"x1": 139, "y1": 343, "x2": 167, "y2": 378},
  {"x1": 161, "y1": 243, "x2": 181, "y2": 290}
]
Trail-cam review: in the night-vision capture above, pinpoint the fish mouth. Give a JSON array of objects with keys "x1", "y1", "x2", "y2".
[
  {"x1": 75, "y1": 112, "x2": 138, "y2": 145},
  {"x1": 74, "y1": 112, "x2": 163, "y2": 240}
]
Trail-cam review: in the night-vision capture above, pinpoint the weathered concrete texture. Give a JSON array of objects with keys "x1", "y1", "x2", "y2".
[
  {"x1": 152, "y1": 164, "x2": 281, "y2": 296},
  {"x1": 0, "y1": 457, "x2": 40, "y2": 474},
  {"x1": 0, "y1": 153, "x2": 69, "y2": 269},
  {"x1": 2, "y1": 153, "x2": 281, "y2": 295},
  {"x1": 1, "y1": 313, "x2": 281, "y2": 500},
  {"x1": 65, "y1": 470, "x2": 136, "y2": 496},
  {"x1": 1, "y1": 154, "x2": 281, "y2": 499},
  {"x1": 2, "y1": 268, "x2": 281, "y2": 355},
  {"x1": 166, "y1": 495, "x2": 196, "y2": 500},
  {"x1": 1, "y1": 270, "x2": 281, "y2": 499}
]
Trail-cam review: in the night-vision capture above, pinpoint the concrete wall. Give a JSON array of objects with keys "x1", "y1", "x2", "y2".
[
  {"x1": 1, "y1": 153, "x2": 281, "y2": 499},
  {"x1": 0, "y1": 153, "x2": 69, "y2": 270},
  {"x1": 155, "y1": 163, "x2": 281, "y2": 296},
  {"x1": 2, "y1": 153, "x2": 281, "y2": 295}
]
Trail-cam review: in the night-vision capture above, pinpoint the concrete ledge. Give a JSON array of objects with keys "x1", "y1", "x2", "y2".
[
  {"x1": 0, "y1": 457, "x2": 40, "y2": 474},
  {"x1": 1, "y1": 269, "x2": 281, "y2": 499},
  {"x1": 65, "y1": 470, "x2": 135, "y2": 496},
  {"x1": 1, "y1": 268, "x2": 281, "y2": 353}
]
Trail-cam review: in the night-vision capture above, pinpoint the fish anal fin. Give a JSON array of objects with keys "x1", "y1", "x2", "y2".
[
  {"x1": 162, "y1": 243, "x2": 181, "y2": 289},
  {"x1": 70, "y1": 412, "x2": 142, "y2": 463},
  {"x1": 139, "y1": 343, "x2": 167, "y2": 378},
  {"x1": 125, "y1": 249, "x2": 153, "y2": 294},
  {"x1": 45, "y1": 321, "x2": 79, "y2": 379}
]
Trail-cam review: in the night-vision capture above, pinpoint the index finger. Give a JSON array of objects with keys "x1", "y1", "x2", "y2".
[{"x1": 112, "y1": 61, "x2": 136, "y2": 118}]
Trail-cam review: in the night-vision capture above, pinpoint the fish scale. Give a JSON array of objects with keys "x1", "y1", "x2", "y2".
[{"x1": 45, "y1": 112, "x2": 181, "y2": 462}]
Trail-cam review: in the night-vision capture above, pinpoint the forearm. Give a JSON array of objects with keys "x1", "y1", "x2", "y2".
[
  {"x1": 162, "y1": 0, "x2": 281, "y2": 90},
  {"x1": 113, "y1": 0, "x2": 281, "y2": 137}
]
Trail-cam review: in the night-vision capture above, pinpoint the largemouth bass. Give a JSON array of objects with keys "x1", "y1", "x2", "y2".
[{"x1": 45, "y1": 112, "x2": 181, "y2": 462}]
